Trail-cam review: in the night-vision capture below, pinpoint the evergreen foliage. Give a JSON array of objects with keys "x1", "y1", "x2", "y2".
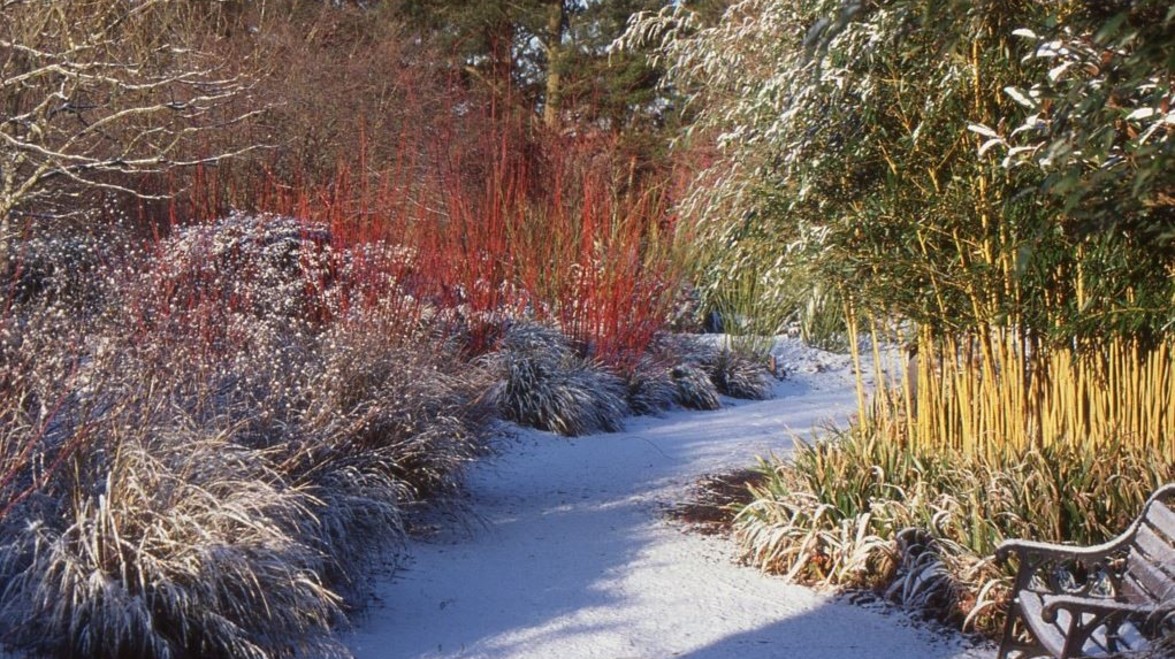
[{"x1": 386, "y1": 0, "x2": 670, "y2": 134}]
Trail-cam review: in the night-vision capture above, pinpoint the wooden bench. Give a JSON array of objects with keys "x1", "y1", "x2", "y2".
[{"x1": 995, "y1": 483, "x2": 1175, "y2": 658}]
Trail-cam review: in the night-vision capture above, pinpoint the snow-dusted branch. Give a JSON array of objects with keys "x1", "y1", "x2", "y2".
[{"x1": 1, "y1": 0, "x2": 267, "y2": 257}]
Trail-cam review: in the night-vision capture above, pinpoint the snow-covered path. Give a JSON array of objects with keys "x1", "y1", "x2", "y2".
[{"x1": 346, "y1": 341, "x2": 993, "y2": 659}]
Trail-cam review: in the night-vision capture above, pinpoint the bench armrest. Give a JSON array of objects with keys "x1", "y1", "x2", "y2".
[
  {"x1": 997, "y1": 536, "x2": 1133, "y2": 598},
  {"x1": 996, "y1": 484, "x2": 1175, "y2": 568},
  {"x1": 995, "y1": 537, "x2": 1126, "y2": 566},
  {"x1": 1040, "y1": 594, "x2": 1172, "y2": 625}
]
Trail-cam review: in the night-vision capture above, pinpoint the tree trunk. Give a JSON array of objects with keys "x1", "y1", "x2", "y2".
[
  {"x1": 0, "y1": 213, "x2": 9, "y2": 284},
  {"x1": 542, "y1": 0, "x2": 567, "y2": 129}
]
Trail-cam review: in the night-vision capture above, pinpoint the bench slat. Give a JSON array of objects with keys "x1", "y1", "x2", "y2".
[
  {"x1": 1124, "y1": 522, "x2": 1175, "y2": 604},
  {"x1": 1145, "y1": 500, "x2": 1175, "y2": 544},
  {"x1": 1133, "y1": 523, "x2": 1174, "y2": 565},
  {"x1": 1122, "y1": 554, "x2": 1175, "y2": 604}
]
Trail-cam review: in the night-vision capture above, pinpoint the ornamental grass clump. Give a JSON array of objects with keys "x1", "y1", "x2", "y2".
[
  {"x1": 623, "y1": 355, "x2": 678, "y2": 416},
  {"x1": 0, "y1": 289, "x2": 348, "y2": 657},
  {"x1": 160, "y1": 284, "x2": 489, "y2": 595},
  {"x1": 703, "y1": 347, "x2": 775, "y2": 401},
  {"x1": 645, "y1": 335, "x2": 719, "y2": 411},
  {"x1": 670, "y1": 363, "x2": 721, "y2": 411},
  {"x1": 0, "y1": 404, "x2": 346, "y2": 659},
  {"x1": 486, "y1": 323, "x2": 627, "y2": 436},
  {"x1": 192, "y1": 323, "x2": 411, "y2": 597},
  {"x1": 280, "y1": 444, "x2": 409, "y2": 596},
  {"x1": 656, "y1": 336, "x2": 775, "y2": 409},
  {"x1": 734, "y1": 428, "x2": 1170, "y2": 635},
  {"x1": 300, "y1": 312, "x2": 493, "y2": 503},
  {"x1": 735, "y1": 314, "x2": 1175, "y2": 637}
]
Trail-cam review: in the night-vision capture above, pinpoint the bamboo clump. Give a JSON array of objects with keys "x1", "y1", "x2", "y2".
[{"x1": 850, "y1": 316, "x2": 1174, "y2": 462}]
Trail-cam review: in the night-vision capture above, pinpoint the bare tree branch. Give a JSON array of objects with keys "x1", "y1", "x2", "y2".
[{"x1": 1, "y1": 0, "x2": 269, "y2": 271}]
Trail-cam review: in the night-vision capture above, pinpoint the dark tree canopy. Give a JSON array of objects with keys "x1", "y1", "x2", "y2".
[{"x1": 385, "y1": 0, "x2": 674, "y2": 134}]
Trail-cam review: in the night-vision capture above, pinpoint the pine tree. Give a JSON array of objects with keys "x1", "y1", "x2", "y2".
[{"x1": 386, "y1": 0, "x2": 673, "y2": 135}]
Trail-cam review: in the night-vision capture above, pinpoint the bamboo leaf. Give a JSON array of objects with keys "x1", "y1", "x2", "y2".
[
  {"x1": 1003, "y1": 86, "x2": 1038, "y2": 109},
  {"x1": 977, "y1": 138, "x2": 1005, "y2": 158},
  {"x1": 966, "y1": 123, "x2": 1000, "y2": 139}
]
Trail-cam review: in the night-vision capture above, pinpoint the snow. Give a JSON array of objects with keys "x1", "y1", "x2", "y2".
[{"x1": 345, "y1": 337, "x2": 993, "y2": 659}]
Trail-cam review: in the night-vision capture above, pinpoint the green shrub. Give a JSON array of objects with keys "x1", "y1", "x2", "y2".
[{"x1": 628, "y1": 1, "x2": 1174, "y2": 346}]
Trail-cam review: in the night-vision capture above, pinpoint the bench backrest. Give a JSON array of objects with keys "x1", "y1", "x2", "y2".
[{"x1": 1123, "y1": 490, "x2": 1175, "y2": 606}]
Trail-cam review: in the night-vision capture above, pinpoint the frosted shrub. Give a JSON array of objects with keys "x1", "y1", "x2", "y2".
[
  {"x1": 334, "y1": 240, "x2": 428, "y2": 321},
  {"x1": 0, "y1": 231, "x2": 496, "y2": 654},
  {"x1": 2, "y1": 233, "x2": 112, "y2": 310},
  {"x1": 198, "y1": 306, "x2": 491, "y2": 594},
  {"x1": 301, "y1": 313, "x2": 493, "y2": 502},
  {"x1": 153, "y1": 213, "x2": 336, "y2": 328},
  {"x1": 487, "y1": 323, "x2": 627, "y2": 436}
]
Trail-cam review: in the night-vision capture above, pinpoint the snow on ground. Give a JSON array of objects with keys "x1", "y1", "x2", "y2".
[{"x1": 345, "y1": 337, "x2": 993, "y2": 659}]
